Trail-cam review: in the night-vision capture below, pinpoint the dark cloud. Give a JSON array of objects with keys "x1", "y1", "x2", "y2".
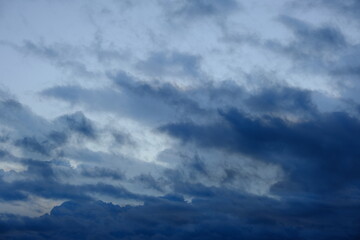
[
  {"x1": 159, "y1": 108, "x2": 360, "y2": 195},
  {"x1": 80, "y1": 165, "x2": 125, "y2": 180},
  {"x1": 131, "y1": 173, "x2": 165, "y2": 192},
  {"x1": 14, "y1": 137, "x2": 51, "y2": 156},
  {"x1": 1, "y1": 176, "x2": 140, "y2": 203},
  {"x1": 0, "y1": 151, "x2": 6, "y2": 158},
  {"x1": 245, "y1": 86, "x2": 316, "y2": 115},
  {"x1": 1, "y1": 191, "x2": 360, "y2": 240},
  {"x1": 18, "y1": 68, "x2": 360, "y2": 199},
  {"x1": 0, "y1": 151, "x2": 147, "y2": 205},
  {"x1": 0, "y1": 92, "x2": 144, "y2": 206},
  {"x1": 56, "y1": 111, "x2": 97, "y2": 139},
  {"x1": 2, "y1": 1, "x2": 360, "y2": 239},
  {"x1": 1, "y1": 94, "x2": 98, "y2": 159},
  {"x1": 0, "y1": 178, "x2": 28, "y2": 201},
  {"x1": 47, "y1": 131, "x2": 68, "y2": 145}
]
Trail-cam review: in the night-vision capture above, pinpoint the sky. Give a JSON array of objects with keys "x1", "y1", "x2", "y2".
[{"x1": 1, "y1": 0, "x2": 360, "y2": 239}]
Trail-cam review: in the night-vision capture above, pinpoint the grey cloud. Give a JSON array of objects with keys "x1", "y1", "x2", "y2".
[
  {"x1": 265, "y1": 15, "x2": 360, "y2": 105},
  {"x1": 55, "y1": 111, "x2": 97, "y2": 139},
  {"x1": 295, "y1": 0, "x2": 360, "y2": 22},
  {"x1": 0, "y1": 98, "x2": 50, "y2": 137},
  {"x1": 278, "y1": 15, "x2": 347, "y2": 50},
  {"x1": 112, "y1": 131, "x2": 134, "y2": 146},
  {"x1": 1, "y1": 191, "x2": 360, "y2": 240},
  {"x1": 245, "y1": 86, "x2": 316, "y2": 116},
  {"x1": 266, "y1": 16, "x2": 347, "y2": 68},
  {"x1": 80, "y1": 165, "x2": 125, "y2": 180},
  {"x1": 1, "y1": 40, "x2": 99, "y2": 79},
  {"x1": 43, "y1": 72, "x2": 320, "y2": 126},
  {"x1": 136, "y1": 51, "x2": 202, "y2": 79},
  {"x1": 0, "y1": 92, "x2": 147, "y2": 205},
  {"x1": 131, "y1": 173, "x2": 166, "y2": 192},
  {"x1": 2, "y1": 2, "x2": 360, "y2": 239},
  {"x1": 167, "y1": 0, "x2": 240, "y2": 18},
  {"x1": 159, "y1": 108, "x2": 360, "y2": 196},
  {"x1": 41, "y1": 78, "x2": 202, "y2": 125},
  {"x1": 14, "y1": 137, "x2": 52, "y2": 156}
]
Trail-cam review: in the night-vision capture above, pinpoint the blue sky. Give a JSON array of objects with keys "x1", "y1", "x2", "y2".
[{"x1": 1, "y1": 0, "x2": 360, "y2": 239}]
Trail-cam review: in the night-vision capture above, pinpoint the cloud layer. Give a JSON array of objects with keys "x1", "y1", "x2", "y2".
[{"x1": 1, "y1": 0, "x2": 360, "y2": 239}]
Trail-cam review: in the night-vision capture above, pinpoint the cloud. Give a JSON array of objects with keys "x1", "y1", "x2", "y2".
[
  {"x1": 42, "y1": 72, "x2": 319, "y2": 125},
  {"x1": 266, "y1": 16, "x2": 347, "y2": 71},
  {"x1": 0, "y1": 178, "x2": 28, "y2": 201},
  {"x1": 0, "y1": 91, "x2": 142, "y2": 206},
  {"x1": 296, "y1": 0, "x2": 360, "y2": 22},
  {"x1": 1, "y1": 191, "x2": 360, "y2": 240},
  {"x1": 245, "y1": 86, "x2": 316, "y2": 116},
  {"x1": 80, "y1": 165, "x2": 125, "y2": 180},
  {"x1": 136, "y1": 51, "x2": 202, "y2": 79},
  {"x1": 2, "y1": 1, "x2": 360, "y2": 239},
  {"x1": 55, "y1": 112, "x2": 97, "y2": 139},
  {"x1": 278, "y1": 15, "x2": 347, "y2": 50},
  {"x1": 166, "y1": 0, "x2": 240, "y2": 19},
  {"x1": 0, "y1": 98, "x2": 50, "y2": 137},
  {"x1": 159, "y1": 108, "x2": 360, "y2": 195},
  {"x1": 264, "y1": 14, "x2": 360, "y2": 105},
  {"x1": 0, "y1": 40, "x2": 100, "y2": 79},
  {"x1": 41, "y1": 75, "x2": 204, "y2": 125},
  {"x1": 14, "y1": 137, "x2": 52, "y2": 156}
]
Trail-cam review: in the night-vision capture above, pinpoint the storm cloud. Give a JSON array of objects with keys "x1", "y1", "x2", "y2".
[{"x1": 1, "y1": 0, "x2": 360, "y2": 239}]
